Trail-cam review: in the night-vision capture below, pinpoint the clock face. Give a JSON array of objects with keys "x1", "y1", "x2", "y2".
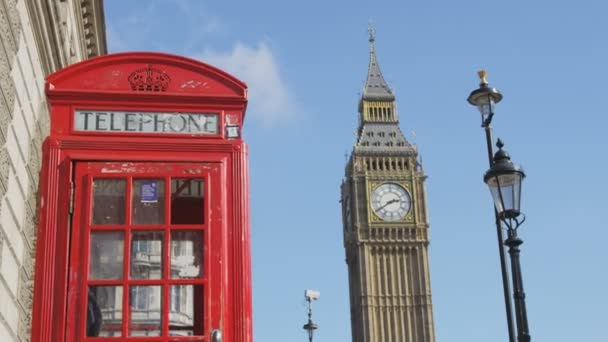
[{"x1": 371, "y1": 183, "x2": 411, "y2": 221}]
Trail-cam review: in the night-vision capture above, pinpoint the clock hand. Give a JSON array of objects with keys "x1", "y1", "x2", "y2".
[{"x1": 378, "y1": 198, "x2": 399, "y2": 210}]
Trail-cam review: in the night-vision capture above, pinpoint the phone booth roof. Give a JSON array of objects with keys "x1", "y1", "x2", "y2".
[
  {"x1": 45, "y1": 52, "x2": 248, "y2": 139},
  {"x1": 47, "y1": 52, "x2": 247, "y2": 98}
]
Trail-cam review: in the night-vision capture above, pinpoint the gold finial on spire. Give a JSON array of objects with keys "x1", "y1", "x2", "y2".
[
  {"x1": 368, "y1": 20, "x2": 375, "y2": 43},
  {"x1": 477, "y1": 69, "x2": 488, "y2": 85}
]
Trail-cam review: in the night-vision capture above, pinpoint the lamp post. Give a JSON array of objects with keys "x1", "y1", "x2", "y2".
[
  {"x1": 485, "y1": 140, "x2": 530, "y2": 342},
  {"x1": 467, "y1": 71, "x2": 516, "y2": 342},
  {"x1": 302, "y1": 290, "x2": 320, "y2": 342}
]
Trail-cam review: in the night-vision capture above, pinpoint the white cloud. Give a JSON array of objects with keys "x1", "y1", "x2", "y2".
[
  {"x1": 197, "y1": 42, "x2": 299, "y2": 126},
  {"x1": 106, "y1": 1, "x2": 221, "y2": 53}
]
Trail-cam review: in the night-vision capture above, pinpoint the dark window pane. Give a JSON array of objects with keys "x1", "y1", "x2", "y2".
[
  {"x1": 132, "y1": 179, "x2": 165, "y2": 224},
  {"x1": 129, "y1": 286, "x2": 162, "y2": 336},
  {"x1": 169, "y1": 285, "x2": 204, "y2": 336},
  {"x1": 92, "y1": 179, "x2": 126, "y2": 225},
  {"x1": 171, "y1": 179, "x2": 204, "y2": 224},
  {"x1": 130, "y1": 231, "x2": 163, "y2": 280},
  {"x1": 171, "y1": 231, "x2": 203, "y2": 279},
  {"x1": 89, "y1": 231, "x2": 124, "y2": 280},
  {"x1": 88, "y1": 286, "x2": 123, "y2": 337}
]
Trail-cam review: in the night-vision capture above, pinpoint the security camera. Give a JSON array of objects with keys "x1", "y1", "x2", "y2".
[{"x1": 304, "y1": 289, "x2": 320, "y2": 300}]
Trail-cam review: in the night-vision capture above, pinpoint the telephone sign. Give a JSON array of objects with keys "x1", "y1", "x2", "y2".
[{"x1": 74, "y1": 110, "x2": 219, "y2": 134}]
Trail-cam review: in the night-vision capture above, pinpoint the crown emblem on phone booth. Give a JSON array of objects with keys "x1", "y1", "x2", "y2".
[{"x1": 128, "y1": 64, "x2": 171, "y2": 91}]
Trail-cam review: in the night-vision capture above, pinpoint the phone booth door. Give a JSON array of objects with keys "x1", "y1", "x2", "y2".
[{"x1": 67, "y1": 161, "x2": 223, "y2": 341}]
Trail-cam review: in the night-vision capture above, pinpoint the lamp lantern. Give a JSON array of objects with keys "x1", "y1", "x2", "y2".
[
  {"x1": 484, "y1": 139, "x2": 526, "y2": 220},
  {"x1": 467, "y1": 70, "x2": 503, "y2": 127}
]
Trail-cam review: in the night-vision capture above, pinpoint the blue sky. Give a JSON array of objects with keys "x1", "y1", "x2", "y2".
[{"x1": 105, "y1": 1, "x2": 607, "y2": 341}]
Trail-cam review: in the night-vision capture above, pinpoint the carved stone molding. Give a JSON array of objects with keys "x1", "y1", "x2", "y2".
[
  {"x1": 79, "y1": 0, "x2": 106, "y2": 58},
  {"x1": 24, "y1": 120, "x2": 44, "y2": 226},
  {"x1": 35, "y1": 101, "x2": 50, "y2": 138},
  {"x1": 0, "y1": 93, "x2": 9, "y2": 146},
  {"x1": 25, "y1": 0, "x2": 106, "y2": 76},
  {"x1": 5, "y1": 0, "x2": 21, "y2": 42},
  {"x1": 0, "y1": 0, "x2": 21, "y2": 59},
  {"x1": 17, "y1": 269, "x2": 33, "y2": 311},
  {"x1": 0, "y1": 45, "x2": 16, "y2": 93},
  {"x1": 0, "y1": 230, "x2": 3, "y2": 267},
  {"x1": 17, "y1": 320, "x2": 30, "y2": 342},
  {"x1": 0, "y1": 146, "x2": 10, "y2": 199},
  {"x1": 17, "y1": 265, "x2": 34, "y2": 342},
  {"x1": 0, "y1": 61, "x2": 17, "y2": 120},
  {"x1": 22, "y1": 202, "x2": 36, "y2": 250},
  {"x1": 0, "y1": 0, "x2": 20, "y2": 151}
]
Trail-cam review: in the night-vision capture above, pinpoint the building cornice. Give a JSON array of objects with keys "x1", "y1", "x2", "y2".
[
  {"x1": 78, "y1": 0, "x2": 107, "y2": 59},
  {"x1": 25, "y1": 0, "x2": 59, "y2": 75},
  {"x1": 25, "y1": 0, "x2": 106, "y2": 76}
]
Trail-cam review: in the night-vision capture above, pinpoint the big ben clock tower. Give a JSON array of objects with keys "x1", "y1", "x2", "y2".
[{"x1": 341, "y1": 27, "x2": 436, "y2": 342}]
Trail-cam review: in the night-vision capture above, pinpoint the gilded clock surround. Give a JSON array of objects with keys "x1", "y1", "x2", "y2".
[
  {"x1": 340, "y1": 27, "x2": 435, "y2": 342},
  {"x1": 367, "y1": 180, "x2": 414, "y2": 223}
]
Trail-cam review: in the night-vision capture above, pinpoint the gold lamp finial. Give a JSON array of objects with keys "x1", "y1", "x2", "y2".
[{"x1": 478, "y1": 70, "x2": 488, "y2": 85}]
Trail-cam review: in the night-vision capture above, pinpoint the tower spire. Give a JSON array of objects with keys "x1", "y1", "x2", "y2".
[{"x1": 363, "y1": 23, "x2": 394, "y2": 101}]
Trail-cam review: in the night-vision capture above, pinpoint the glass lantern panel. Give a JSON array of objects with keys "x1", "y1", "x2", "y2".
[
  {"x1": 130, "y1": 231, "x2": 163, "y2": 280},
  {"x1": 132, "y1": 179, "x2": 165, "y2": 224},
  {"x1": 489, "y1": 185, "x2": 505, "y2": 213},
  {"x1": 89, "y1": 231, "x2": 124, "y2": 280},
  {"x1": 512, "y1": 175, "x2": 522, "y2": 213},
  {"x1": 171, "y1": 231, "x2": 203, "y2": 279},
  {"x1": 487, "y1": 173, "x2": 522, "y2": 215},
  {"x1": 477, "y1": 98, "x2": 495, "y2": 124},
  {"x1": 92, "y1": 179, "x2": 126, "y2": 225},
  {"x1": 87, "y1": 286, "x2": 123, "y2": 337},
  {"x1": 129, "y1": 285, "x2": 162, "y2": 336}
]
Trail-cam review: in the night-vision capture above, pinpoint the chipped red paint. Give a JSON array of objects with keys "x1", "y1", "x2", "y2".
[{"x1": 31, "y1": 52, "x2": 251, "y2": 342}]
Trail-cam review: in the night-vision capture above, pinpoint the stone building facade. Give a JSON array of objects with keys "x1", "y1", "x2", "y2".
[{"x1": 0, "y1": 1, "x2": 105, "y2": 340}]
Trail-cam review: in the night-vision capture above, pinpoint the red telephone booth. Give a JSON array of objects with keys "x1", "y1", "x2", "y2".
[{"x1": 31, "y1": 53, "x2": 251, "y2": 342}]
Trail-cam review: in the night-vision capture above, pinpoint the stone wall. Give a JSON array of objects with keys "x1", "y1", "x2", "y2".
[{"x1": 0, "y1": 1, "x2": 105, "y2": 340}]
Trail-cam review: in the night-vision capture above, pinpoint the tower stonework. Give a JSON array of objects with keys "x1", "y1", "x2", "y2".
[{"x1": 341, "y1": 30, "x2": 435, "y2": 342}]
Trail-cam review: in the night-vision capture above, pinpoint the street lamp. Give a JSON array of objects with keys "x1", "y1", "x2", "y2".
[
  {"x1": 467, "y1": 70, "x2": 516, "y2": 342},
  {"x1": 302, "y1": 290, "x2": 320, "y2": 342},
  {"x1": 485, "y1": 140, "x2": 531, "y2": 342}
]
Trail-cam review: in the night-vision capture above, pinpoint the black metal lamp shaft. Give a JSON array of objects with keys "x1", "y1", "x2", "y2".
[
  {"x1": 505, "y1": 227, "x2": 531, "y2": 342},
  {"x1": 484, "y1": 125, "x2": 517, "y2": 342}
]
